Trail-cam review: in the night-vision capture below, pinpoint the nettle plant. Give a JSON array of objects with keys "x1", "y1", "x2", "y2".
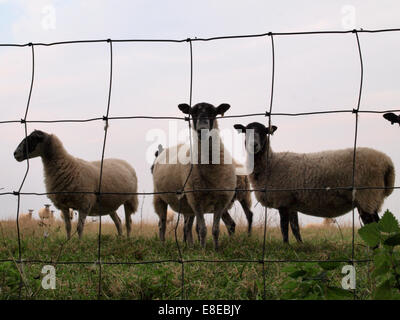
[
  {"x1": 281, "y1": 261, "x2": 353, "y2": 300},
  {"x1": 358, "y1": 210, "x2": 400, "y2": 300}
]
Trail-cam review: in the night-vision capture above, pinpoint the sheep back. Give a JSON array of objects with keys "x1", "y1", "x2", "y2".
[
  {"x1": 252, "y1": 147, "x2": 394, "y2": 217},
  {"x1": 153, "y1": 143, "x2": 236, "y2": 214}
]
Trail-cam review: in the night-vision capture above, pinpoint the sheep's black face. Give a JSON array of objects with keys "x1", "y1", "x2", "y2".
[
  {"x1": 178, "y1": 102, "x2": 230, "y2": 139},
  {"x1": 13, "y1": 130, "x2": 46, "y2": 162},
  {"x1": 234, "y1": 122, "x2": 277, "y2": 154}
]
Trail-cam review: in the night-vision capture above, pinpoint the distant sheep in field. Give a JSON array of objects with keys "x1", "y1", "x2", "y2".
[
  {"x1": 323, "y1": 218, "x2": 335, "y2": 226},
  {"x1": 60, "y1": 208, "x2": 76, "y2": 221},
  {"x1": 152, "y1": 102, "x2": 237, "y2": 250},
  {"x1": 234, "y1": 122, "x2": 395, "y2": 244},
  {"x1": 38, "y1": 204, "x2": 54, "y2": 226},
  {"x1": 20, "y1": 209, "x2": 34, "y2": 221},
  {"x1": 14, "y1": 130, "x2": 138, "y2": 239},
  {"x1": 166, "y1": 210, "x2": 175, "y2": 225}
]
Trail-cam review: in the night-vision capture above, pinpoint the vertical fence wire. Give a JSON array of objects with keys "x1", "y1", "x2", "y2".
[
  {"x1": 15, "y1": 43, "x2": 35, "y2": 298},
  {"x1": 350, "y1": 30, "x2": 364, "y2": 299},
  {"x1": 96, "y1": 39, "x2": 113, "y2": 299},
  {"x1": 174, "y1": 38, "x2": 195, "y2": 299},
  {"x1": 261, "y1": 32, "x2": 275, "y2": 300}
]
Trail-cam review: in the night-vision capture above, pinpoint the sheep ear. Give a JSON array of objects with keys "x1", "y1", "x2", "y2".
[
  {"x1": 383, "y1": 113, "x2": 399, "y2": 125},
  {"x1": 178, "y1": 103, "x2": 191, "y2": 114},
  {"x1": 216, "y1": 103, "x2": 230, "y2": 116},
  {"x1": 31, "y1": 130, "x2": 46, "y2": 141},
  {"x1": 266, "y1": 125, "x2": 277, "y2": 135},
  {"x1": 234, "y1": 124, "x2": 246, "y2": 133}
]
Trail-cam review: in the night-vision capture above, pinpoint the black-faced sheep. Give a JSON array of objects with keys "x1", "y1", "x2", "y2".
[
  {"x1": 234, "y1": 122, "x2": 395, "y2": 243},
  {"x1": 14, "y1": 130, "x2": 138, "y2": 239},
  {"x1": 152, "y1": 102, "x2": 237, "y2": 250}
]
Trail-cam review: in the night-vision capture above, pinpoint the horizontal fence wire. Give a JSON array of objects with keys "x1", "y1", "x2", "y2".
[{"x1": 0, "y1": 28, "x2": 398, "y2": 300}]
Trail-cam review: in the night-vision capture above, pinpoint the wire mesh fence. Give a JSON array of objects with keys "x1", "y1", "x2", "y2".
[{"x1": 1, "y1": 28, "x2": 400, "y2": 300}]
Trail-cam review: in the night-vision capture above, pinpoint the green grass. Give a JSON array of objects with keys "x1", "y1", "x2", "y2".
[{"x1": 0, "y1": 219, "x2": 376, "y2": 300}]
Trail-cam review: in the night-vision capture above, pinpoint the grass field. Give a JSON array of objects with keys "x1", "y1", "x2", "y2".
[{"x1": 0, "y1": 217, "x2": 376, "y2": 300}]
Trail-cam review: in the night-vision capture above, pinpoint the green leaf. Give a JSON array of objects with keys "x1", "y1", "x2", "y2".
[
  {"x1": 358, "y1": 222, "x2": 380, "y2": 247},
  {"x1": 282, "y1": 265, "x2": 299, "y2": 273},
  {"x1": 282, "y1": 281, "x2": 298, "y2": 290},
  {"x1": 326, "y1": 287, "x2": 354, "y2": 300},
  {"x1": 319, "y1": 261, "x2": 341, "y2": 271},
  {"x1": 384, "y1": 234, "x2": 400, "y2": 247},
  {"x1": 372, "y1": 251, "x2": 391, "y2": 278},
  {"x1": 289, "y1": 270, "x2": 307, "y2": 279},
  {"x1": 378, "y1": 210, "x2": 400, "y2": 233},
  {"x1": 374, "y1": 279, "x2": 393, "y2": 300}
]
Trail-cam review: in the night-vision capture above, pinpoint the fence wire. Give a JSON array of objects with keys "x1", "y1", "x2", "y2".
[{"x1": 1, "y1": 28, "x2": 400, "y2": 300}]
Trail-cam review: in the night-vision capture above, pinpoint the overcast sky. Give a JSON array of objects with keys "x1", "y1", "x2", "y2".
[{"x1": 1, "y1": 0, "x2": 400, "y2": 230}]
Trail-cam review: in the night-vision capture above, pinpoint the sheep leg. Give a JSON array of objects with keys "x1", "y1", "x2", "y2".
[
  {"x1": 359, "y1": 209, "x2": 380, "y2": 225},
  {"x1": 195, "y1": 218, "x2": 201, "y2": 243},
  {"x1": 212, "y1": 206, "x2": 228, "y2": 251},
  {"x1": 124, "y1": 204, "x2": 133, "y2": 238},
  {"x1": 109, "y1": 211, "x2": 123, "y2": 236},
  {"x1": 183, "y1": 215, "x2": 195, "y2": 245},
  {"x1": 289, "y1": 211, "x2": 303, "y2": 243},
  {"x1": 212, "y1": 211, "x2": 223, "y2": 251},
  {"x1": 239, "y1": 199, "x2": 253, "y2": 235},
  {"x1": 154, "y1": 197, "x2": 167, "y2": 242},
  {"x1": 61, "y1": 209, "x2": 72, "y2": 240},
  {"x1": 278, "y1": 208, "x2": 290, "y2": 244},
  {"x1": 195, "y1": 212, "x2": 207, "y2": 248},
  {"x1": 221, "y1": 211, "x2": 236, "y2": 236},
  {"x1": 77, "y1": 212, "x2": 88, "y2": 239}
]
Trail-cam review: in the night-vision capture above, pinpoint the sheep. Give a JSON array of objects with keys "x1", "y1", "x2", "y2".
[
  {"x1": 14, "y1": 130, "x2": 138, "y2": 239},
  {"x1": 151, "y1": 146, "x2": 254, "y2": 241},
  {"x1": 323, "y1": 218, "x2": 335, "y2": 226},
  {"x1": 152, "y1": 102, "x2": 237, "y2": 250},
  {"x1": 20, "y1": 209, "x2": 34, "y2": 222},
  {"x1": 38, "y1": 204, "x2": 54, "y2": 226},
  {"x1": 234, "y1": 122, "x2": 395, "y2": 244},
  {"x1": 166, "y1": 209, "x2": 175, "y2": 225}
]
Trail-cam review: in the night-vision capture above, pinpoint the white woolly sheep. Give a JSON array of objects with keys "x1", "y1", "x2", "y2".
[
  {"x1": 14, "y1": 130, "x2": 138, "y2": 239},
  {"x1": 166, "y1": 209, "x2": 175, "y2": 225},
  {"x1": 152, "y1": 146, "x2": 254, "y2": 240},
  {"x1": 234, "y1": 122, "x2": 395, "y2": 243},
  {"x1": 38, "y1": 204, "x2": 54, "y2": 224},
  {"x1": 184, "y1": 169, "x2": 254, "y2": 243},
  {"x1": 20, "y1": 209, "x2": 34, "y2": 221},
  {"x1": 152, "y1": 102, "x2": 237, "y2": 250}
]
